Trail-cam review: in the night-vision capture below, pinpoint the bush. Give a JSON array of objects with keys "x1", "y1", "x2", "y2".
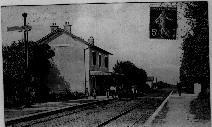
[
  {"x1": 118, "y1": 88, "x2": 133, "y2": 98},
  {"x1": 49, "y1": 91, "x2": 85, "y2": 102},
  {"x1": 3, "y1": 40, "x2": 55, "y2": 107},
  {"x1": 140, "y1": 83, "x2": 151, "y2": 93},
  {"x1": 113, "y1": 60, "x2": 147, "y2": 92},
  {"x1": 190, "y1": 94, "x2": 210, "y2": 120}
]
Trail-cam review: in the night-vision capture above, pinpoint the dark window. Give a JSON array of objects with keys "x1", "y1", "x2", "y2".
[
  {"x1": 99, "y1": 55, "x2": 101, "y2": 67},
  {"x1": 92, "y1": 52, "x2": 96, "y2": 65},
  {"x1": 105, "y1": 57, "x2": 108, "y2": 68}
]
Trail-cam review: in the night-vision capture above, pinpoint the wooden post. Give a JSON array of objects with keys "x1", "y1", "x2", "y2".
[{"x1": 22, "y1": 13, "x2": 28, "y2": 69}]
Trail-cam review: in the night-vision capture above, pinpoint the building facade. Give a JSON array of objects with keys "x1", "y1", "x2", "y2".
[{"x1": 37, "y1": 22, "x2": 112, "y2": 95}]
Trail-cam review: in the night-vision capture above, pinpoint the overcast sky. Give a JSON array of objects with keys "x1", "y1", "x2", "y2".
[{"x1": 1, "y1": 2, "x2": 191, "y2": 84}]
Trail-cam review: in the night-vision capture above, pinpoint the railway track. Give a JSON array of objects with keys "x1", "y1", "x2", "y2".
[
  {"x1": 97, "y1": 104, "x2": 140, "y2": 127},
  {"x1": 6, "y1": 89, "x2": 173, "y2": 127},
  {"x1": 96, "y1": 91, "x2": 173, "y2": 127},
  {"x1": 5, "y1": 99, "x2": 117, "y2": 127}
]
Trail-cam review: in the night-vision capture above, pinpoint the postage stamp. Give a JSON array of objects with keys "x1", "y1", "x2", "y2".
[
  {"x1": 150, "y1": 7, "x2": 177, "y2": 39},
  {"x1": 1, "y1": 1, "x2": 210, "y2": 127}
]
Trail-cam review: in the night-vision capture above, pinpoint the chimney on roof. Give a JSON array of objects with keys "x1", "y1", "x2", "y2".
[
  {"x1": 50, "y1": 23, "x2": 59, "y2": 32},
  {"x1": 64, "y1": 22, "x2": 72, "y2": 33},
  {"x1": 88, "y1": 36, "x2": 94, "y2": 45}
]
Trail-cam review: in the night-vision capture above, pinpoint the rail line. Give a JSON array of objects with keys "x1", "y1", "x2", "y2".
[
  {"x1": 96, "y1": 104, "x2": 140, "y2": 127},
  {"x1": 96, "y1": 90, "x2": 173, "y2": 127},
  {"x1": 6, "y1": 90, "x2": 173, "y2": 127},
  {"x1": 5, "y1": 99, "x2": 117, "y2": 127}
]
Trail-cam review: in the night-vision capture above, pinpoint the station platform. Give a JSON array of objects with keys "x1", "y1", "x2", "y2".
[
  {"x1": 4, "y1": 96, "x2": 112, "y2": 121},
  {"x1": 151, "y1": 93, "x2": 211, "y2": 127}
]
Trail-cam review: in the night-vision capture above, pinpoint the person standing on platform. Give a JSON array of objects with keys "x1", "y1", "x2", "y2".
[
  {"x1": 85, "y1": 88, "x2": 89, "y2": 99},
  {"x1": 177, "y1": 83, "x2": 182, "y2": 96},
  {"x1": 106, "y1": 87, "x2": 110, "y2": 98},
  {"x1": 110, "y1": 86, "x2": 116, "y2": 99},
  {"x1": 131, "y1": 86, "x2": 136, "y2": 99},
  {"x1": 92, "y1": 88, "x2": 96, "y2": 99}
]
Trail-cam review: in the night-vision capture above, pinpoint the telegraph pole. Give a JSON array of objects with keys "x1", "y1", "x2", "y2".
[
  {"x1": 22, "y1": 13, "x2": 28, "y2": 68},
  {"x1": 22, "y1": 13, "x2": 31, "y2": 105},
  {"x1": 7, "y1": 12, "x2": 32, "y2": 105}
]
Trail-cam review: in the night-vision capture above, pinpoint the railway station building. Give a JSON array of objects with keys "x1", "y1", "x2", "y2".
[{"x1": 37, "y1": 22, "x2": 113, "y2": 95}]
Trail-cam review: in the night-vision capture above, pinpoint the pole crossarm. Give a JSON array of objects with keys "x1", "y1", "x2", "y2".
[{"x1": 7, "y1": 25, "x2": 32, "y2": 32}]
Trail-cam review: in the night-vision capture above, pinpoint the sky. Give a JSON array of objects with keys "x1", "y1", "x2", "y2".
[{"x1": 1, "y1": 2, "x2": 190, "y2": 84}]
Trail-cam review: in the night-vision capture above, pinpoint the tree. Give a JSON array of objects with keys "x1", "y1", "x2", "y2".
[
  {"x1": 29, "y1": 41, "x2": 56, "y2": 102},
  {"x1": 180, "y1": 2, "x2": 209, "y2": 94},
  {"x1": 113, "y1": 60, "x2": 147, "y2": 91},
  {"x1": 3, "y1": 40, "x2": 55, "y2": 106}
]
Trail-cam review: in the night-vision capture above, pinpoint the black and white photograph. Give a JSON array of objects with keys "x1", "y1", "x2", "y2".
[{"x1": 0, "y1": 0, "x2": 211, "y2": 127}]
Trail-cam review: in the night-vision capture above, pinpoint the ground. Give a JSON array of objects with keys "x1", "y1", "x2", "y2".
[{"x1": 152, "y1": 93, "x2": 211, "y2": 127}]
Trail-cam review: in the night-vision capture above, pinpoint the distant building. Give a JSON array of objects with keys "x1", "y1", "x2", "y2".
[
  {"x1": 146, "y1": 76, "x2": 154, "y2": 88},
  {"x1": 37, "y1": 22, "x2": 113, "y2": 95}
]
